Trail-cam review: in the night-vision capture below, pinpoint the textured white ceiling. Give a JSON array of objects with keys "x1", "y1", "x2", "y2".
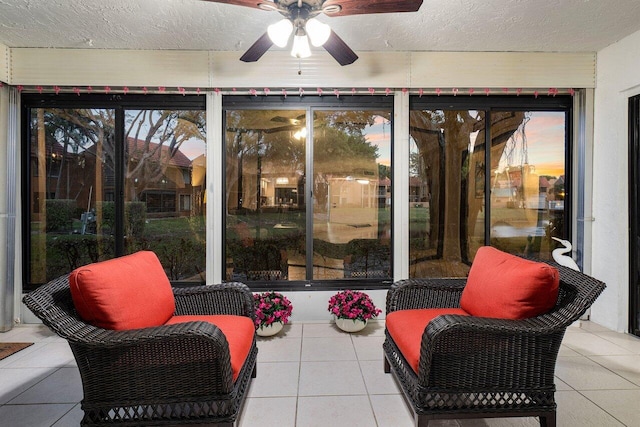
[{"x1": 0, "y1": 0, "x2": 638, "y2": 53}]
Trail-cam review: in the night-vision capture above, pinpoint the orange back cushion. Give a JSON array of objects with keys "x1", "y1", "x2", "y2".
[
  {"x1": 460, "y1": 246, "x2": 559, "y2": 320},
  {"x1": 69, "y1": 251, "x2": 175, "y2": 330}
]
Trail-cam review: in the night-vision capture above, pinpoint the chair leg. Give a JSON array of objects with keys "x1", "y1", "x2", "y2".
[
  {"x1": 384, "y1": 355, "x2": 391, "y2": 373},
  {"x1": 540, "y1": 412, "x2": 556, "y2": 427},
  {"x1": 415, "y1": 413, "x2": 430, "y2": 427},
  {"x1": 252, "y1": 364, "x2": 257, "y2": 378}
]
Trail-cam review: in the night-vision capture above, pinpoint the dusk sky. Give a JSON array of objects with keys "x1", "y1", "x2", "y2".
[{"x1": 180, "y1": 111, "x2": 564, "y2": 180}]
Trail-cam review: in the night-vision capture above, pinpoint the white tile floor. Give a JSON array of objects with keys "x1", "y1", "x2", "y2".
[{"x1": 1, "y1": 320, "x2": 640, "y2": 426}]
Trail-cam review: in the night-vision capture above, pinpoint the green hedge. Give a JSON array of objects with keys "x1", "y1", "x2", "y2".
[
  {"x1": 95, "y1": 201, "x2": 146, "y2": 237},
  {"x1": 44, "y1": 234, "x2": 116, "y2": 279},
  {"x1": 126, "y1": 202, "x2": 146, "y2": 238},
  {"x1": 45, "y1": 199, "x2": 76, "y2": 232}
]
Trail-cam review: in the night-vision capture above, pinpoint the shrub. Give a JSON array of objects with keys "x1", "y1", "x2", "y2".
[{"x1": 45, "y1": 199, "x2": 76, "y2": 232}]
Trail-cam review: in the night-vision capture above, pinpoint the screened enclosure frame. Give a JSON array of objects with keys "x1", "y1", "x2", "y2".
[{"x1": 19, "y1": 92, "x2": 574, "y2": 293}]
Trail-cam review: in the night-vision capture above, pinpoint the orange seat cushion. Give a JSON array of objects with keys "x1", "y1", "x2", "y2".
[
  {"x1": 69, "y1": 251, "x2": 175, "y2": 330},
  {"x1": 386, "y1": 308, "x2": 469, "y2": 374},
  {"x1": 460, "y1": 246, "x2": 560, "y2": 320},
  {"x1": 166, "y1": 315, "x2": 255, "y2": 381}
]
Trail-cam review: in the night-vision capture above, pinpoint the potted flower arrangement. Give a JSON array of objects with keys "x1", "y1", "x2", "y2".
[
  {"x1": 253, "y1": 291, "x2": 293, "y2": 337},
  {"x1": 327, "y1": 289, "x2": 382, "y2": 332}
]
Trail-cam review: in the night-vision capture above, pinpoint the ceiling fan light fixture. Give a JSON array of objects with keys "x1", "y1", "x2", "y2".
[
  {"x1": 267, "y1": 19, "x2": 294, "y2": 47},
  {"x1": 293, "y1": 127, "x2": 307, "y2": 140},
  {"x1": 305, "y1": 18, "x2": 331, "y2": 47},
  {"x1": 291, "y1": 34, "x2": 311, "y2": 58}
]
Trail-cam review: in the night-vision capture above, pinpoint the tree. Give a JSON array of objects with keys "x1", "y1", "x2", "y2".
[{"x1": 409, "y1": 109, "x2": 525, "y2": 262}]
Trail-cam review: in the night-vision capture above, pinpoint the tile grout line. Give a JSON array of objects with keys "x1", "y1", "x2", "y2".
[
  {"x1": 352, "y1": 332, "x2": 383, "y2": 426},
  {"x1": 294, "y1": 323, "x2": 304, "y2": 427}
]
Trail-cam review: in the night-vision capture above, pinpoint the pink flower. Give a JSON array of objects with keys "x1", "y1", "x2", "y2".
[
  {"x1": 327, "y1": 290, "x2": 381, "y2": 322},
  {"x1": 253, "y1": 291, "x2": 294, "y2": 329}
]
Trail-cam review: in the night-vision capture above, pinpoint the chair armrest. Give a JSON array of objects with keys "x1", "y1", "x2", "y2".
[
  {"x1": 70, "y1": 321, "x2": 245, "y2": 397},
  {"x1": 386, "y1": 278, "x2": 466, "y2": 313},
  {"x1": 173, "y1": 282, "x2": 254, "y2": 319},
  {"x1": 62, "y1": 317, "x2": 233, "y2": 346},
  {"x1": 417, "y1": 313, "x2": 566, "y2": 386}
]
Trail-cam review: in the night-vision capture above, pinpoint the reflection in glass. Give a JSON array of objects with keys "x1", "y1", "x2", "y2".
[
  {"x1": 223, "y1": 107, "x2": 392, "y2": 282},
  {"x1": 489, "y1": 111, "x2": 566, "y2": 259},
  {"x1": 27, "y1": 107, "x2": 207, "y2": 288},
  {"x1": 313, "y1": 110, "x2": 392, "y2": 280},
  {"x1": 124, "y1": 110, "x2": 207, "y2": 281},
  {"x1": 408, "y1": 107, "x2": 566, "y2": 278},
  {"x1": 225, "y1": 110, "x2": 306, "y2": 281},
  {"x1": 28, "y1": 108, "x2": 116, "y2": 286},
  {"x1": 408, "y1": 110, "x2": 486, "y2": 277}
]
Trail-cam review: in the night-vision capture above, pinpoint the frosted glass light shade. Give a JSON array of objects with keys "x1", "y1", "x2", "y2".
[
  {"x1": 305, "y1": 18, "x2": 331, "y2": 46},
  {"x1": 267, "y1": 19, "x2": 293, "y2": 47},
  {"x1": 291, "y1": 34, "x2": 311, "y2": 58}
]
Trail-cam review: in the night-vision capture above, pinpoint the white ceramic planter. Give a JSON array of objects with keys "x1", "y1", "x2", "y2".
[
  {"x1": 256, "y1": 321, "x2": 284, "y2": 337},
  {"x1": 335, "y1": 318, "x2": 367, "y2": 333}
]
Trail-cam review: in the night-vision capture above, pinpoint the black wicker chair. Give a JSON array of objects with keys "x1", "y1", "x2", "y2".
[
  {"x1": 383, "y1": 261, "x2": 606, "y2": 427},
  {"x1": 23, "y1": 275, "x2": 257, "y2": 427}
]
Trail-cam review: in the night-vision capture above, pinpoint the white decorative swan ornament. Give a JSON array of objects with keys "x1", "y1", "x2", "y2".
[{"x1": 551, "y1": 237, "x2": 580, "y2": 271}]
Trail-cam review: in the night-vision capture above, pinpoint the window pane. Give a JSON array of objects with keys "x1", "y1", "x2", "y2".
[
  {"x1": 28, "y1": 108, "x2": 116, "y2": 287},
  {"x1": 409, "y1": 103, "x2": 568, "y2": 278},
  {"x1": 489, "y1": 111, "x2": 566, "y2": 259},
  {"x1": 313, "y1": 110, "x2": 392, "y2": 280},
  {"x1": 124, "y1": 110, "x2": 207, "y2": 282},
  {"x1": 408, "y1": 110, "x2": 485, "y2": 277},
  {"x1": 224, "y1": 109, "x2": 306, "y2": 282}
]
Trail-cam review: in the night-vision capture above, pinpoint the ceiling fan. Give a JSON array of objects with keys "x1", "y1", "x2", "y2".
[{"x1": 201, "y1": 0, "x2": 423, "y2": 66}]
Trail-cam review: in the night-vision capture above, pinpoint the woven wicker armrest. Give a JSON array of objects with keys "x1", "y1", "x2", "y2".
[
  {"x1": 386, "y1": 278, "x2": 467, "y2": 313},
  {"x1": 425, "y1": 312, "x2": 568, "y2": 343},
  {"x1": 173, "y1": 281, "x2": 254, "y2": 319},
  {"x1": 71, "y1": 318, "x2": 232, "y2": 346},
  {"x1": 77, "y1": 321, "x2": 243, "y2": 399},
  {"x1": 416, "y1": 312, "x2": 569, "y2": 386}
]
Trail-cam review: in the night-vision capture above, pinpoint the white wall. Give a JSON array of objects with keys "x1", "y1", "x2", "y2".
[
  {"x1": 285, "y1": 289, "x2": 387, "y2": 323},
  {"x1": 591, "y1": 29, "x2": 640, "y2": 331},
  {"x1": 4, "y1": 49, "x2": 595, "y2": 90}
]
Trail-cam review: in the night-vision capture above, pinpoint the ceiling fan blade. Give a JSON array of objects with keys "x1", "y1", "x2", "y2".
[
  {"x1": 240, "y1": 32, "x2": 274, "y2": 62},
  {"x1": 200, "y1": 0, "x2": 264, "y2": 11},
  {"x1": 323, "y1": 31, "x2": 358, "y2": 66},
  {"x1": 324, "y1": 0, "x2": 423, "y2": 16}
]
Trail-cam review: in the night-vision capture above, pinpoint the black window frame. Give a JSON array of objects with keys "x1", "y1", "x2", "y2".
[
  {"x1": 222, "y1": 95, "x2": 394, "y2": 291},
  {"x1": 629, "y1": 94, "x2": 640, "y2": 337},
  {"x1": 409, "y1": 95, "x2": 574, "y2": 262},
  {"x1": 21, "y1": 93, "x2": 206, "y2": 291}
]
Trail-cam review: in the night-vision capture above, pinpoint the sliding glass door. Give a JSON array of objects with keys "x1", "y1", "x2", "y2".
[
  {"x1": 408, "y1": 96, "x2": 571, "y2": 278},
  {"x1": 23, "y1": 95, "x2": 206, "y2": 290},
  {"x1": 223, "y1": 97, "x2": 392, "y2": 287},
  {"x1": 312, "y1": 110, "x2": 392, "y2": 280},
  {"x1": 225, "y1": 108, "x2": 307, "y2": 282}
]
